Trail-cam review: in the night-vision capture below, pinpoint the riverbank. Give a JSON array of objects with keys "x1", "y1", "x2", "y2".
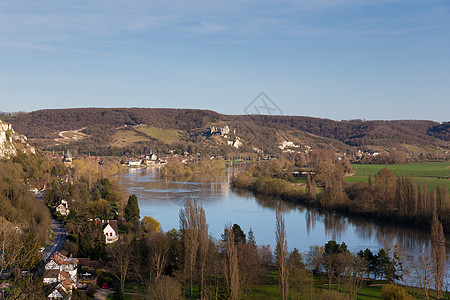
[{"x1": 230, "y1": 171, "x2": 450, "y2": 233}]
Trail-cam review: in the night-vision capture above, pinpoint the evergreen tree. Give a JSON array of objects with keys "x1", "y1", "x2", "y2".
[
  {"x1": 125, "y1": 194, "x2": 140, "y2": 230},
  {"x1": 93, "y1": 225, "x2": 106, "y2": 260},
  {"x1": 232, "y1": 224, "x2": 246, "y2": 245},
  {"x1": 247, "y1": 228, "x2": 256, "y2": 246}
]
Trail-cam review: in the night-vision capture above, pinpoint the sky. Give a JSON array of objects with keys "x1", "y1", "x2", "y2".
[{"x1": 0, "y1": 0, "x2": 449, "y2": 122}]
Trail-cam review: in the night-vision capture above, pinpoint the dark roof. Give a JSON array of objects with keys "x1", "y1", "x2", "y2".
[
  {"x1": 78, "y1": 258, "x2": 105, "y2": 269},
  {"x1": 44, "y1": 269, "x2": 60, "y2": 279},
  {"x1": 95, "y1": 219, "x2": 118, "y2": 235}
]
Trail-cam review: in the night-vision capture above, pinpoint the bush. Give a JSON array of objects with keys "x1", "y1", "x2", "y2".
[
  {"x1": 150, "y1": 276, "x2": 183, "y2": 300},
  {"x1": 381, "y1": 285, "x2": 413, "y2": 300},
  {"x1": 315, "y1": 290, "x2": 347, "y2": 300}
]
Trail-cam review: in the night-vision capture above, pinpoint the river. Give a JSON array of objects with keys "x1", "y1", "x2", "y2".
[{"x1": 116, "y1": 167, "x2": 450, "y2": 282}]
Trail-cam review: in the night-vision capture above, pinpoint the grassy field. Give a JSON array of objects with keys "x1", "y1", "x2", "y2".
[
  {"x1": 105, "y1": 276, "x2": 437, "y2": 300},
  {"x1": 109, "y1": 129, "x2": 151, "y2": 147},
  {"x1": 135, "y1": 126, "x2": 181, "y2": 144},
  {"x1": 346, "y1": 162, "x2": 450, "y2": 191}
]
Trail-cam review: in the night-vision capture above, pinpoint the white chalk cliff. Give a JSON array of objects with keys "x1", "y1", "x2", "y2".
[{"x1": 0, "y1": 120, "x2": 35, "y2": 159}]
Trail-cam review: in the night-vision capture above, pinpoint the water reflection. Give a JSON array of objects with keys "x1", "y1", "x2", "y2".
[
  {"x1": 251, "y1": 191, "x2": 441, "y2": 254},
  {"x1": 116, "y1": 167, "x2": 449, "y2": 278}
]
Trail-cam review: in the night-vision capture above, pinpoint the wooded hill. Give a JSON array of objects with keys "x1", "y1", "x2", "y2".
[{"x1": 6, "y1": 108, "x2": 450, "y2": 157}]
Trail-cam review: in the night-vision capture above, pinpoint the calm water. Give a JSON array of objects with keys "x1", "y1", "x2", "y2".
[{"x1": 116, "y1": 168, "x2": 449, "y2": 281}]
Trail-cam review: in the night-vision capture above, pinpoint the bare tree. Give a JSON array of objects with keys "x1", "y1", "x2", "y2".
[
  {"x1": 344, "y1": 254, "x2": 368, "y2": 300},
  {"x1": 180, "y1": 200, "x2": 200, "y2": 299},
  {"x1": 150, "y1": 275, "x2": 183, "y2": 300},
  {"x1": 411, "y1": 254, "x2": 433, "y2": 300},
  {"x1": 206, "y1": 240, "x2": 224, "y2": 300},
  {"x1": 431, "y1": 212, "x2": 446, "y2": 299},
  {"x1": 238, "y1": 243, "x2": 262, "y2": 299},
  {"x1": 0, "y1": 218, "x2": 23, "y2": 275},
  {"x1": 110, "y1": 237, "x2": 134, "y2": 293},
  {"x1": 147, "y1": 232, "x2": 170, "y2": 282},
  {"x1": 224, "y1": 223, "x2": 240, "y2": 300},
  {"x1": 276, "y1": 210, "x2": 289, "y2": 300},
  {"x1": 306, "y1": 245, "x2": 324, "y2": 274},
  {"x1": 179, "y1": 200, "x2": 209, "y2": 299},
  {"x1": 198, "y1": 204, "x2": 209, "y2": 300}
]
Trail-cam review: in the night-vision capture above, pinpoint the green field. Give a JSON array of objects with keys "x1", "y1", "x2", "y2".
[
  {"x1": 110, "y1": 129, "x2": 151, "y2": 147},
  {"x1": 346, "y1": 162, "x2": 450, "y2": 191},
  {"x1": 104, "y1": 269, "x2": 440, "y2": 300},
  {"x1": 135, "y1": 126, "x2": 181, "y2": 144}
]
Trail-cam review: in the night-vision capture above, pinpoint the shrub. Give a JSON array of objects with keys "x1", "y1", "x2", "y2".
[
  {"x1": 381, "y1": 284, "x2": 413, "y2": 300},
  {"x1": 315, "y1": 290, "x2": 347, "y2": 300}
]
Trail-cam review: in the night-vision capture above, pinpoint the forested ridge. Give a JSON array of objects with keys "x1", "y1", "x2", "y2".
[{"x1": 6, "y1": 108, "x2": 450, "y2": 156}]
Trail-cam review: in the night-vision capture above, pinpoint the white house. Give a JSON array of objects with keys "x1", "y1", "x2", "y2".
[
  {"x1": 127, "y1": 160, "x2": 141, "y2": 166},
  {"x1": 96, "y1": 219, "x2": 119, "y2": 244},
  {"x1": 56, "y1": 200, "x2": 70, "y2": 216}
]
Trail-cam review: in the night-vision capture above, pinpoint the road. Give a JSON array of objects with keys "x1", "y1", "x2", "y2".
[{"x1": 42, "y1": 218, "x2": 67, "y2": 262}]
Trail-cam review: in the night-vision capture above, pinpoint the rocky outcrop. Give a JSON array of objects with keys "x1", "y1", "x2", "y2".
[{"x1": 0, "y1": 120, "x2": 35, "y2": 159}]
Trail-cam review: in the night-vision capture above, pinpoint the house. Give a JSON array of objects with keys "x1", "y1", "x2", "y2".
[
  {"x1": 95, "y1": 219, "x2": 119, "y2": 244},
  {"x1": 43, "y1": 251, "x2": 78, "y2": 290},
  {"x1": 47, "y1": 283, "x2": 69, "y2": 299},
  {"x1": 145, "y1": 152, "x2": 158, "y2": 161},
  {"x1": 127, "y1": 160, "x2": 141, "y2": 166},
  {"x1": 56, "y1": 200, "x2": 70, "y2": 216},
  {"x1": 62, "y1": 150, "x2": 73, "y2": 162}
]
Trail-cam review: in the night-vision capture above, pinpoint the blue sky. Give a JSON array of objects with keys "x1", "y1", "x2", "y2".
[{"x1": 0, "y1": 0, "x2": 449, "y2": 121}]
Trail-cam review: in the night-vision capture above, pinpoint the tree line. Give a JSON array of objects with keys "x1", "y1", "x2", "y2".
[{"x1": 231, "y1": 159, "x2": 450, "y2": 232}]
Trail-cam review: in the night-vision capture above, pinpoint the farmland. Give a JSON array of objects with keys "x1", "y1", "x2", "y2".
[
  {"x1": 346, "y1": 162, "x2": 450, "y2": 191},
  {"x1": 135, "y1": 125, "x2": 182, "y2": 144}
]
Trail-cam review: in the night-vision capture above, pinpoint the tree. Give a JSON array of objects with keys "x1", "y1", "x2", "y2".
[
  {"x1": 431, "y1": 212, "x2": 446, "y2": 299},
  {"x1": 179, "y1": 200, "x2": 200, "y2": 299},
  {"x1": 197, "y1": 203, "x2": 209, "y2": 300},
  {"x1": 206, "y1": 241, "x2": 225, "y2": 300},
  {"x1": 224, "y1": 223, "x2": 240, "y2": 300},
  {"x1": 358, "y1": 248, "x2": 377, "y2": 279},
  {"x1": 238, "y1": 243, "x2": 262, "y2": 299},
  {"x1": 374, "y1": 168, "x2": 396, "y2": 211},
  {"x1": 306, "y1": 245, "x2": 324, "y2": 274},
  {"x1": 0, "y1": 218, "x2": 42, "y2": 277},
  {"x1": 110, "y1": 237, "x2": 134, "y2": 293},
  {"x1": 322, "y1": 240, "x2": 350, "y2": 291},
  {"x1": 276, "y1": 210, "x2": 289, "y2": 300},
  {"x1": 232, "y1": 224, "x2": 246, "y2": 245},
  {"x1": 288, "y1": 248, "x2": 313, "y2": 300},
  {"x1": 146, "y1": 232, "x2": 170, "y2": 282},
  {"x1": 411, "y1": 254, "x2": 433, "y2": 300},
  {"x1": 247, "y1": 228, "x2": 256, "y2": 246},
  {"x1": 150, "y1": 276, "x2": 183, "y2": 300},
  {"x1": 345, "y1": 254, "x2": 368, "y2": 300},
  {"x1": 125, "y1": 194, "x2": 140, "y2": 231},
  {"x1": 376, "y1": 246, "x2": 403, "y2": 283},
  {"x1": 142, "y1": 216, "x2": 161, "y2": 233}
]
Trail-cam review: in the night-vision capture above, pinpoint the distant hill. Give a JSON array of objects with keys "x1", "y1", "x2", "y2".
[
  {"x1": 6, "y1": 108, "x2": 449, "y2": 157},
  {"x1": 428, "y1": 122, "x2": 450, "y2": 141}
]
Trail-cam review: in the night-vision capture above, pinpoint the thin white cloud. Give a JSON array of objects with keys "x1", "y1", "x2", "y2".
[
  {"x1": 188, "y1": 22, "x2": 229, "y2": 35},
  {"x1": 0, "y1": 0, "x2": 447, "y2": 52}
]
